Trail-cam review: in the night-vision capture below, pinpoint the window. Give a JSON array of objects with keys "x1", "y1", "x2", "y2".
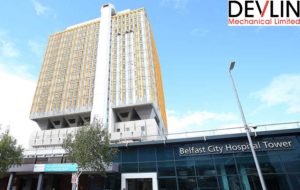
[
  {"x1": 195, "y1": 157, "x2": 216, "y2": 176},
  {"x1": 214, "y1": 156, "x2": 237, "y2": 175},
  {"x1": 139, "y1": 162, "x2": 156, "y2": 172},
  {"x1": 264, "y1": 174, "x2": 290, "y2": 190},
  {"x1": 198, "y1": 176, "x2": 219, "y2": 190},
  {"x1": 282, "y1": 153, "x2": 300, "y2": 173},
  {"x1": 122, "y1": 148, "x2": 137, "y2": 162},
  {"x1": 178, "y1": 177, "x2": 197, "y2": 190},
  {"x1": 158, "y1": 178, "x2": 177, "y2": 190},
  {"x1": 176, "y1": 160, "x2": 195, "y2": 176},
  {"x1": 121, "y1": 163, "x2": 138, "y2": 173},
  {"x1": 288, "y1": 174, "x2": 300, "y2": 189},
  {"x1": 156, "y1": 146, "x2": 174, "y2": 161},
  {"x1": 139, "y1": 147, "x2": 156, "y2": 162},
  {"x1": 157, "y1": 161, "x2": 175, "y2": 177}
]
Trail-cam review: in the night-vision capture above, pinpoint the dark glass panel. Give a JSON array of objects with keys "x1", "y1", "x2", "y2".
[
  {"x1": 218, "y1": 175, "x2": 243, "y2": 190},
  {"x1": 235, "y1": 156, "x2": 257, "y2": 175},
  {"x1": 195, "y1": 157, "x2": 216, "y2": 176},
  {"x1": 139, "y1": 147, "x2": 156, "y2": 162},
  {"x1": 107, "y1": 174, "x2": 121, "y2": 190},
  {"x1": 281, "y1": 154, "x2": 300, "y2": 173},
  {"x1": 264, "y1": 174, "x2": 291, "y2": 190},
  {"x1": 198, "y1": 176, "x2": 219, "y2": 190},
  {"x1": 288, "y1": 174, "x2": 300, "y2": 189},
  {"x1": 90, "y1": 174, "x2": 121, "y2": 190},
  {"x1": 236, "y1": 155, "x2": 284, "y2": 175},
  {"x1": 158, "y1": 178, "x2": 177, "y2": 190},
  {"x1": 215, "y1": 156, "x2": 237, "y2": 175},
  {"x1": 227, "y1": 175, "x2": 243, "y2": 190},
  {"x1": 178, "y1": 177, "x2": 197, "y2": 190},
  {"x1": 157, "y1": 146, "x2": 174, "y2": 161},
  {"x1": 176, "y1": 160, "x2": 195, "y2": 176},
  {"x1": 122, "y1": 148, "x2": 137, "y2": 162},
  {"x1": 246, "y1": 175, "x2": 261, "y2": 190},
  {"x1": 121, "y1": 163, "x2": 138, "y2": 173},
  {"x1": 157, "y1": 161, "x2": 176, "y2": 177},
  {"x1": 139, "y1": 162, "x2": 157, "y2": 172},
  {"x1": 112, "y1": 151, "x2": 121, "y2": 162},
  {"x1": 127, "y1": 178, "x2": 152, "y2": 190},
  {"x1": 258, "y1": 155, "x2": 284, "y2": 174}
]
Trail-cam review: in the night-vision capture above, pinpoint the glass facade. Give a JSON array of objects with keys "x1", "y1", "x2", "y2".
[
  {"x1": 97, "y1": 133, "x2": 300, "y2": 190},
  {"x1": 16, "y1": 130, "x2": 300, "y2": 190}
]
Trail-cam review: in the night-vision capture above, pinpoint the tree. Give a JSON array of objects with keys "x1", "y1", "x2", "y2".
[
  {"x1": 0, "y1": 129, "x2": 23, "y2": 177},
  {"x1": 62, "y1": 122, "x2": 118, "y2": 188}
]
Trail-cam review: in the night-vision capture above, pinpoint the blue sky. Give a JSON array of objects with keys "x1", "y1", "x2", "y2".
[{"x1": 0, "y1": 0, "x2": 299, "y2": 146}]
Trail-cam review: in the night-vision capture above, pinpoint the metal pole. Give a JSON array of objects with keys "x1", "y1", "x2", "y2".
[
  {"x1": 229, "y1": 62, "x2": 267, "y2": 190},
  {"x1": 6, "y1": 173, "x2": 14, "y2": 190},
  {"x1": 71, "y1": 183, "x2": 77, "y2": 190},
  {"x1": 37, "y1": 173, "x2": 44, "y2": 190}
]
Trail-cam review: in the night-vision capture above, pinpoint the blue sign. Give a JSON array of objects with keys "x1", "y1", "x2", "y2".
[{"x1": 34, "y1": 163, "x2": 78, "y2": 172}]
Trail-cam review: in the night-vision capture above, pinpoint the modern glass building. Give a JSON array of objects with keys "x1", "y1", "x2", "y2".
[
  {"x1": 107, "y1": 128, "x2": 300, "y2": 190},
  {"x1": 3, "y1": 128, "x2": 300, "y2": 190}
]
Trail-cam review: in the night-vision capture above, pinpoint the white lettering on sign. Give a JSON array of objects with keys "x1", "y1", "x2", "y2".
[
  {"x1": 262, "y1": 141, "x2": 292, "y2": 149},
  {"x1": 179, "y1": 139, "x2": 293, "y2": 156}
]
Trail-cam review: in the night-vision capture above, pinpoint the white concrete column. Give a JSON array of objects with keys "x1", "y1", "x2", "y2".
[
  {"x1": 125, "y1": 33, "x2": 129, "y2": 104},
  {"x1": 116, "y1": 35, "x2": 120, "y2": 106},
  {"x1": 91, "y1": 4, "x2": 116, "y2": 127},
  {"x1": 130, "y1": 32, "x2": 136, "y2": 103},
  {"x1": 140, "y1": 12, "x2": 150, "y2": 102}
]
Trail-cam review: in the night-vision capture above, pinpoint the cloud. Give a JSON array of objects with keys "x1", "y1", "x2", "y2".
[
  {"x1": 167, "y1": 110, "x2": 238, "y2": 134},
  {"x1": 0, "y1": 31, "x2": 20, "y2": 57},
  {"x1": 32, "y1": 0, "x2": 57, "y2": 18},
  {"x1": 0, "y1": 64, "x2": 39, "y2": 148},
  {"x1": 0, "y1": 40, "x2": 19, "y2": 57},
  {"x1": 32, "y1": 0, "x2": 49, "y2": 15},
  {"x1": 28, "y1": 40, "x2": 45, "y2": 57},
  {"x1": 160, "y1": 0, "x2": 188, "y2": 11},
  {"x1": 254, "y1": 73, "x2": 300, "y2": 114}
]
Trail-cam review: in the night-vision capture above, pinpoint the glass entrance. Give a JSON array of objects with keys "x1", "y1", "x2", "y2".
[{"x1": 127, "y1": 178, "x2": 153, "y2": 190}]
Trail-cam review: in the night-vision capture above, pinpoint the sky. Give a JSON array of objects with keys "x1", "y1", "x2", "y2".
[{"x1": 0, "y1": 0, "x2": 299, "y2": 147}]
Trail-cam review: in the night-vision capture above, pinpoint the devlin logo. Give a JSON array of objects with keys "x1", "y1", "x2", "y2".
[{"x1": 228, "y1": 0, "x2": 300, "y2": 25}]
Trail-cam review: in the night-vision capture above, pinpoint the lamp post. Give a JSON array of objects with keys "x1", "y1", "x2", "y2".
[{"x1": 229, "y1": 62, "x2": 267, "y2": 190}]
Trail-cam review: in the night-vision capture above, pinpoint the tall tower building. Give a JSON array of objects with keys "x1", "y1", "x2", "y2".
[{"x1": 29, "y1": 4, "x2": 167, "y2": 147}]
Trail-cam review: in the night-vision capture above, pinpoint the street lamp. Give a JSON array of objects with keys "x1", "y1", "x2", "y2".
[{"x1": 229, "y1": 61, "x2": 267, "y2": 190}]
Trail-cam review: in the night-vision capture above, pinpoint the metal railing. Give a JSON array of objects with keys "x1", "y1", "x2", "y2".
[{"x1": 165, "y1": 121, "x2": 300, "y2": 140}]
